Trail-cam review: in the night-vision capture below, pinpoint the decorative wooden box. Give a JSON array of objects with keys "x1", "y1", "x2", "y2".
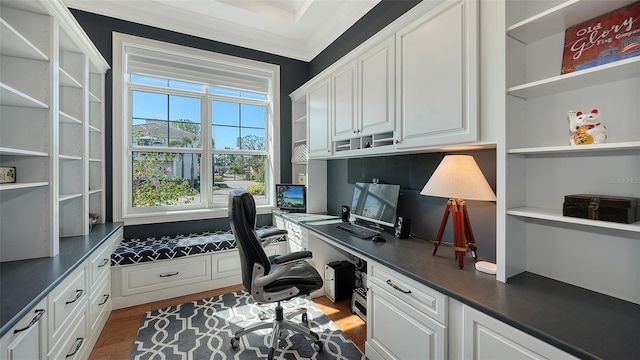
[{"x1": 563, "y1": 194, "x2": 639, "y2": 224}]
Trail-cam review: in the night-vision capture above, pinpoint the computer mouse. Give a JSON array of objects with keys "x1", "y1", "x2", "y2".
[{"x1": 371, "y1": 235, "x2": 386, "y2": 243}]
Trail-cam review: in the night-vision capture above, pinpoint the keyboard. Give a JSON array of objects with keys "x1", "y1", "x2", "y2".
[{"x1": 336, "y1": 223, "x2": 380, "y2": 239}]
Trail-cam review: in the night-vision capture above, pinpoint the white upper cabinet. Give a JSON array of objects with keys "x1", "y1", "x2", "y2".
[
  {"x1": 395, "y1": 0, "x2": 478, "y2": 149},
  {"x1": 307, "y1": 77, "x2": 332, "y2": 158},
  {"x1": 332, "y1": 61, "x2": 358, "y2": 141},
  {"x1": 359, "y1": 36, "x2": 395, "y2": 137}
]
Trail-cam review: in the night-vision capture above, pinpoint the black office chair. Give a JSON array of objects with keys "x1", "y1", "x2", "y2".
[{"x1": 228, "y1": 189, "x2": 324, "y2": 359}]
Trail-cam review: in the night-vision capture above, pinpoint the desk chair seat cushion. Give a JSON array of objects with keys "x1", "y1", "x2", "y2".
[{"x1": 265, "y1": 261, "x2": 323, "y2": 294}]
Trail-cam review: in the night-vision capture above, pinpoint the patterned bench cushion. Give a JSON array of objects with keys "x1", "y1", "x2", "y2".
[{"x1": 111, "y1": 226, "x2": 286, "y2": 266}]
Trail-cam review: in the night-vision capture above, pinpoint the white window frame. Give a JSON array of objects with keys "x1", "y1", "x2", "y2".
[{"x1": 113, "y1": 33, "x2": 280, "y2": 225}]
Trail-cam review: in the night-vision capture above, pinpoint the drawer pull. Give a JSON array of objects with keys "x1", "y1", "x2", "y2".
[
  {"x1": 98, "y1": 294, "x2": 110, "y2": 306},
  {"x1": 65, "y1": 289, "x2": 84, "y2": 305},
  {"x1": 159, "y1": 271, "x2": 179, "y2": 277},
  {"x1": 13, "y1": 308, "x2": 45, "y2": 334},
  {"x1": 66, "y1": 337, "x2": 84, "y2": 358},
  {"x1": 386, "y1": 279, "x2": 411, "y2": 294},
  {"x1": 97, "y1": 258, "x2": 109, "y2": 268}
]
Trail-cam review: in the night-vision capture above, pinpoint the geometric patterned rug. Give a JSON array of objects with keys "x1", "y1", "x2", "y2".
[{"x1": 131, "y1": 290, "x2": 366, "y2": 359}]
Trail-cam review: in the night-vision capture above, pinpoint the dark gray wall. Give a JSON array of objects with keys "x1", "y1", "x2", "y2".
[{"x1": 327, "y1": 149, "x2": 497, "y2": 263}]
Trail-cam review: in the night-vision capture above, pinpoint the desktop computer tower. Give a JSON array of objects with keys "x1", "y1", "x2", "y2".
[{"x1": 324, "y1": 261, "x2": 355, "y2": 303}]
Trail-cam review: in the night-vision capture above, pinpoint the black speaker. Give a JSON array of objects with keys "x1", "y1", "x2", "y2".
[
  {"x1": 395, "y1": 217, "x2": 411, "y2": 238},
  {"x1": 341, "y1": 206, "x2": 350, "y2": 222}
]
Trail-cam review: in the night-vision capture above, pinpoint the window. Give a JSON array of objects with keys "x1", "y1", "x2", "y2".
[{"x1": 113, "y1": 33, "x2": 280, "y2": 224}]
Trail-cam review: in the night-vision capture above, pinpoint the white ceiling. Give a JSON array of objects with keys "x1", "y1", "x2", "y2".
[{"x1": 63, "y1": 0, "x2": 381, "y2": 61}]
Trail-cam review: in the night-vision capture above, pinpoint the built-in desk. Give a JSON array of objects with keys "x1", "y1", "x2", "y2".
[{"x1": 274, "y1": 211, "x2": 639, "y2": 360}]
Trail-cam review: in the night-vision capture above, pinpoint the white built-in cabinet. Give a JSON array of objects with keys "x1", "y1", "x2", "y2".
[
  {"x1": 461, "y1": 304, "x2": 577, "y2": 359},
  {"x1": 307, "y1": 77, "x2": 332, "y2": 158},
  {"x1": 290, "y1": 91, "x2": 327, "y2": 214},
  {"x1": 0, "y1": 0, "x2": 108, "y2": 262},
  {"x1": 366, "y1": 263, "x2": 447, "y2": 360},
  {"x1": 0, "y1": 299, "x2": 48, "y2": 360},
  {"x1": 290, "y1": 0, "x2": 483, "y2": 163},
  {"x1": 332, "y1": 37, "x2": 396, "y2": 154},
  {"x1": 499, "y1": 0, "x2": 640, "y2": 304},
  {"x1": 395, "y1": 0, "x2": 478, "y2": 149}
]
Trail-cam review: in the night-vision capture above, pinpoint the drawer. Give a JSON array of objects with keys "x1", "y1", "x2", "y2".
[
  {"x1": 47, "y1": 309, "x2": 88, "y2": 360},
  {"x1": 213, "y1": 251, "x2": 242, "y2": 278},
  {"x1": 0, "y1": 298, "x2": 47, "y2": 360},
  {"x1": 369, "y1": 263, "x2": 447, "y2": 324},
  {"x1": 121, "y1": 254, "x2": 212, "y2": 296},
  {"x1": 89, "y1": 274, "x2": 111, "y2": 333},
  {"x1": 48, "y1": 264, "x2": 87, "y2": 346},
  {"x1": 89, "y1": 241, "x2": 111, "y2": 285}
]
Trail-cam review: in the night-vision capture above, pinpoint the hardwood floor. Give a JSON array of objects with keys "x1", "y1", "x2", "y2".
[{"x1": 89, "y1": 285, "x2": 366, "y2": 359}]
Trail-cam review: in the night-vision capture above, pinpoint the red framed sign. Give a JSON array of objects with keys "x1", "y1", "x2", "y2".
[{"x1": 561, "y1": 1, "x2": 640, "y2": 74}]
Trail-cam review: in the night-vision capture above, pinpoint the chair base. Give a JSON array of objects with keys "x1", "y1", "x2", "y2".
[{"x1": 231, "y1": 301, "x2": 323, "y2": 360}]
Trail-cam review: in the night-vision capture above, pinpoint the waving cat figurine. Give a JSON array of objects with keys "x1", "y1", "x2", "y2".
[{"x1": 567, "y1": 109, "x2": 607, "y2": 145}]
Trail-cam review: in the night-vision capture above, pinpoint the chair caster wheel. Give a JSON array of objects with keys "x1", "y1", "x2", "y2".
[
  {"x1": 268, "y1": 348, "x2": 276, "y2": 360},
  {"x1": 230, "y1": 337, "x2": 240, "y2": 348},
  {"x1": 259, "y1": 311, "x2": 268, "y2": 320},
  {"x1": 313, "y1": 341, "x2": 323, "y2": 352},
  {"x1": 301, "y1": 313, "x2": 308, "y2": 323}
]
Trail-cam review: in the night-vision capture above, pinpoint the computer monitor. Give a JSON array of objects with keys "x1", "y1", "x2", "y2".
[
  {"x1": 350, "y1": 182, "x2": 400, "y2": 228},
  {"x1": 275, "y1": 184, "x2": 306, "y2": 212}
]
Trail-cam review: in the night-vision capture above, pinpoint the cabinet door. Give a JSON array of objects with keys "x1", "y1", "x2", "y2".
[
  {"x1": 359, "y1": 36, "x2": 395, "y2": 136},
  {"x1": 0, "y1": 299, "x2": 47, "y2": 360},
  {"x1": 367, "y1": 281, "x2": 446, "y2": 360},
  {"x1": 332, "y1": 61, "x2": 357, "y2": 141},
  {"x1": 462, "y1": 305, "x2": 577, "y2": 359},
  {"x1": 307, "y1": 77, "x2": 331, "y2": 158},
  {"x1": 396, "y1": 0, "x2": 478, "y2": 149}
]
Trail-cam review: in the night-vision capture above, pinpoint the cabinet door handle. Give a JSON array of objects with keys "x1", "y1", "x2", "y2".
[
  {"x1": 97, "y1": 258, "x2": 109, "y2": 268},
  {"x1": 159, "y1": 271, "x2": 179, "y2": 277},
  {"x1": 13, "y1": 308, "x2": 45, "y2": 334},
  {"x1": 98, "y1": 294, "x2": 110, "y2": 306},
  {"x1": 65, "y1": 289, "x2": 84, "y2": 305},
  {"x1": 386, "y1": 279, "x2": 411, "y2": 294},
  {"x1": 65, "y1": 337, "x2": 84, "y2": 358}
]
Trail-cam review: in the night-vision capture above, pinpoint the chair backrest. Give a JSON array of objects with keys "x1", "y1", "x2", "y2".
[{"x1": 228, "y1": 188, "x2": 271, "y2": 291}]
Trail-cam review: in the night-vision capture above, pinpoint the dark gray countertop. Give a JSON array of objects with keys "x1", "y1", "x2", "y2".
[
  {"x1": 0, "y1": 223, "x2": 123, "y2": 338},
  {"x1": 284, "y1": 214, "x2": 640, "y2": 360}
]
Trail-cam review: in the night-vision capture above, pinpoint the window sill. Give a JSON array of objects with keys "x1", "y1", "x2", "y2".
[{"x1": 122, "y1": 205, "x2": 276, "y2": 226}]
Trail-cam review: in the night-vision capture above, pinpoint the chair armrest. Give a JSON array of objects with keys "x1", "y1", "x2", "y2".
[
  {"x1": 260, "y1": 228, "x2": 287, "y2": 248},
  {"x1": 272, "y1": 251, "x2": 312, "y2": 265}
]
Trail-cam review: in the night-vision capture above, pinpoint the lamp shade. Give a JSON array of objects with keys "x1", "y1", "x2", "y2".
[{"x1": 421, "y1": 155, "x2": 496, "y2": 201}]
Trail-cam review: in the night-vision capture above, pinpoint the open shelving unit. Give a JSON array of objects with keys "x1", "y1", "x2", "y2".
[
  {"x1": 500, "y1": 0, "x2": 640, "y2": 304},
  {"x1": 0, "y1": 0, "x2": 109, "y2": 262}
]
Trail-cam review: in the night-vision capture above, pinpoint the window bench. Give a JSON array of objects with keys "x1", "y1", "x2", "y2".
[{"x1": 110, "y1": 226, "x2": 288, "y2": 309}]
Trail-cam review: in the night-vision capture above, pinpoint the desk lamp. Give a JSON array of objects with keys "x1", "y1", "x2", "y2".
[{"x1": 420, "y1": 155, "x2": 496, "y2": 269}]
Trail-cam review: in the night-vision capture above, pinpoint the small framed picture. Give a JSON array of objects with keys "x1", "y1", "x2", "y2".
[{"x1": 0, "y1": 167, "x2": 16, "y2": 183}]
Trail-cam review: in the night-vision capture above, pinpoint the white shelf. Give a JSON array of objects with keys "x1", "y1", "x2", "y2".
[
  {"x1": 88, "y1": 91, "x2": 101, "y2": 103},
  {"x1": 88, "y1": 189, "x2": 102, "y2": 195},
  {"x1": 59, "y1": 111, "x2": 82, "y2": 124},
  {"x1": 88, "y1": 124, "x2": 101, "y2": 132},
  {"x1": 0, "y1": 82, "x2": 48, "y2": 108},
  {"x1": 59, "y1": 67, "x2": 82, "y2": 88},
  {"x1": 59, "y1": 154, "x2": 82, "y2": 161},
  {"x1": 88, "y1": 158, "x2": 102, "y2": 163},
  {"x1": 0, "y1": 18, "x2": 49, "y2": 61},
  {"x1": 507, "y1": 207, "x2": 640, "y2": 233},
  {"x1": 59, "y1": 193, "x2": 82, "y2": 202},
  {"x1": 506, "y1": 0, "x2": 636, "y2": 44},
  {"x1": 294, "y1": 115, "x2": 307, "y2": 123},
  {"x1": 0, "y1": 147, "x2": 48, "y2": 157},
  {"x1": 507, "y1": 57, "x2": 640, "y2": 99},
  {"x1": 0, "y1": 181, "x2": 48, "y2": 191},
  {"x1": 508, "y1": 141, "x2": 640, "y2": 155},
  {"x1": 293, "y1": 139, "x2": 307, "y2": 145}
]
